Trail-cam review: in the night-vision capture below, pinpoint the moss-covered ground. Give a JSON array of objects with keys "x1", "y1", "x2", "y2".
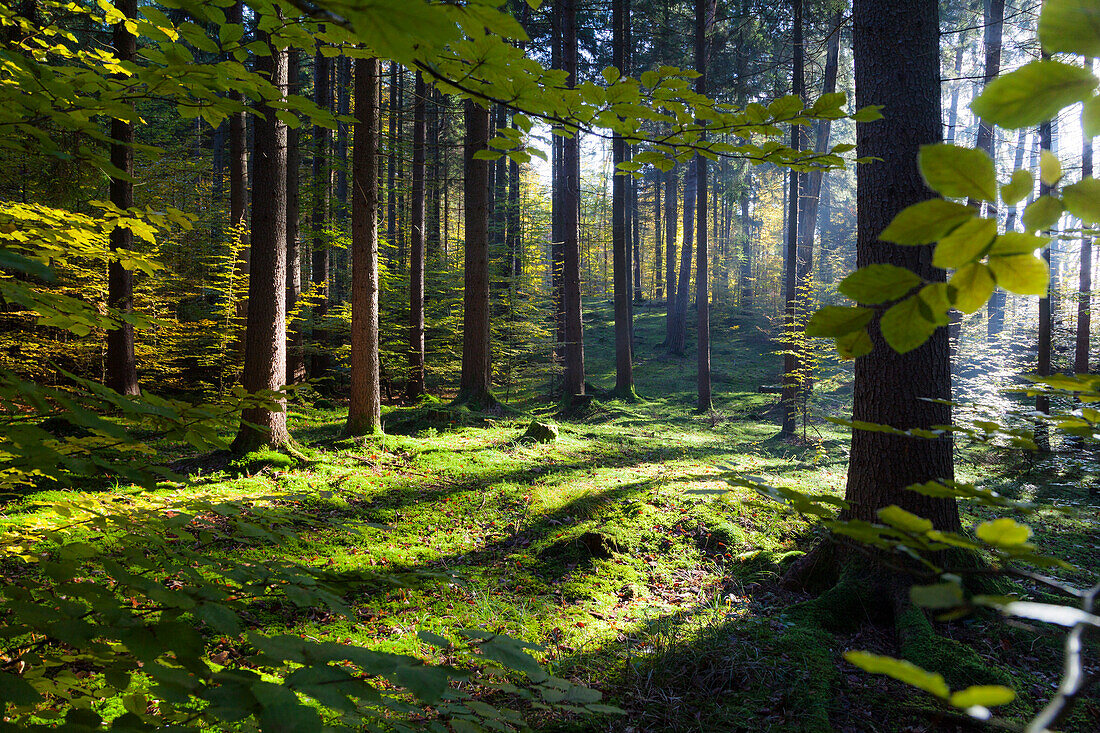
[{"x1": 6, "y1": 300, "x2": 1099, "y2": 731}]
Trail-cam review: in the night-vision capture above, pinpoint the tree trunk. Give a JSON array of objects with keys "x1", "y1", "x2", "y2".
[
  {"x1": 562, "y1": 0, "x2": 585, "y2": 399},
  {"x1": 654, "y1": 174, "x2": 663, "y2": 301},
  {"x1": 335, "y1": 56, "x2": 350, "y2": 223},
  {"x1": 387, "y1": 62, "x2": 398, "y2": 255},
  {"x1": 989, "y1": 128, "x2": 1029, "y2": 338},
  {"x1": 346, "y1": 57, "x2": 383, "y2": 435},
  {"x1": 845, "y1": 0, "x2": 958, "y2": 530},
  {"x1": 739, "y1": 186, "x2": 752, "y2": 307},
  {"x1": 695, "y1": 0, "x2": 712, "y2": 411},
  {"x1": 458, "y1": 100, "x2": 494, "y2": 407},
  {"x1": 227, "y1": 0, "x2": 249, "y2": 375},
  {"x1": 664, "y1": 166, "x2": 678, "y2": 344},
  {"x1": 550, "y1": 8, "x2": 565, "y2": 371},
  {"x1": 106, "y1": 0, "x2": 140, "y2": 396},
  {"x1": 781, "y1": 0, "x2": 804, "y2": 437},
  {"x1": 286, "y1": 49, "x2": 305, "y2": 384},
  {"x1": 611, "y1": 0, "x2": 634, "y2": 395},
  {"x1": 310, "y1": 50, "x2": 332, "y2": 380},
  {"x1": 671, "y1": 158, "x2": 697, "y2": 354},
  {"x1": 1037, "y1": 112, "x2": 1054, "y2": 448},
  {"x1": 407, "y1": 71, "x2": 427, "y2": 401},
  {"x1": 233, "y1": 33, "x2": 291, "y2": 452},
  {"x1": 1078, "y1": 60, "x2": 1094, "y2": 375}
]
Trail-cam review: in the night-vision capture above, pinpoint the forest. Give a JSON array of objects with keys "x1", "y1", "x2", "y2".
[{"x1": 1, "y1": 0, "x2": 1100, "y2": 730}]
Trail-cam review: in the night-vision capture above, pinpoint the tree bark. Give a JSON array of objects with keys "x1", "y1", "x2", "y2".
[
  {"x1": 654, "y1": 174, "x2": 663, "y2": 301},
  {"x1": 347, "y1": 56, "x2": 383, "y2": 435},
  {"x1": 671, "y1": 158, "x2": 697, "y2": 354},
  {"x1": 233, "y1": 33, "x2": 291, "y2": 452},
  {"x1": 310, "y1": 49, "x2": 332, "y2": 380},
  {"x1": 562, "y1": 0, "x2": 585, "y2": 399},
  {"x1": 781, "y1": 0, "x2": 804, "y2": 437},
  {"x1": 286, "y1": 49, "x2": 305, "y2": 384},
  {"x1": 458, "y1": 100, "x2": 494, "y2": 407},
  {"x1": 845, "y1": 0, "x2": 957, "y2": 530},
  {"x1": 407, "y1": 71, "x2": 427, "y2": 401},
  {"x1": 1078, "y1": 60, "x2": 1094, "y2": 375},
  {"x1": 611, "y1": 0, "x2": 634, "y2": 395},
  {"x1": 695, "y1": 0, "x2": 712, "y2": 411},
  {"x1": 106, "y1": 0, "x2": 140, "y2": 396}
]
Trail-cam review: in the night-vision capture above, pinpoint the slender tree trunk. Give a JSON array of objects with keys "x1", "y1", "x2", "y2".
[
  {"x1": 347, "y1": 57, "x2": 383, "y2": 435},
  {"x1": 844, "y1": 0, "x2": 957, "y2": 529},
  {"x1": 286, "y1": 50, "x2": 305, "y2": 384},
  {"x1": 611, "y1": 0, "x2": 634, "y2": 394},
  {"x1": 106, "y1": 0, "x2": 140, "y2": 396},
  {"x1": 739, "y1": 186, "x2": 752, "y2": 307},
  {"x1": 427, "y1": 88, "x2": 442, "y2": 264},
  {"x1": 665, "y1": 166, "x2": 678, "y2": 343},
  {"x1": 989, "y1": 128, "x2": 1028, "y2": 338},
  {"x1": 228, "y1": 0, "x2": 249, "y2": 374},
  {"x1": 562, "y1": 0, "x2": 586, "y2": 399},
  {"x1": 335, "y1": 56, "x2": 350, "y2": 223},
  {"x1": 780, "y1": 0, "x2": 804, "y2": 437},
  {"x1": 944, "y1": 39, "x2": 966, "y2": 144},
  {"x1": 310, "y1": 50, "x2": 332, "y2": 380},
  {"x1": 672, "y1": 159, "x2": 697, "y2": 354},
  {"x1": 508, "y1": 117, "x2": 522, "y2": 288},
  {"x1": 387, "y1": 62, "x2": 398, "y2": 254},
  {"x1": 407, "y1": 71, "x2": 427, "y2": 400},
  {"x1": 458, "y1": 100, "x2": 494, "y2": 407},
  {"x1": 655, "y1": 175, "x2": 663, "y2": 301},
  {"x1": 1037, "y1": 111, "x2": 1054, "y2": 449},
  {"x1": 550, "y1": 9, "x2": 565, "y2": 372},
  {"x1": 233, "y1": 33, "x2": 291, "y2": 452},
  {"x1": 695, "y1": 0, "x2": 712, "y2": 411},
  {"x1": 1078, "y1": 60, "x2": 1094, "y2": 374}
]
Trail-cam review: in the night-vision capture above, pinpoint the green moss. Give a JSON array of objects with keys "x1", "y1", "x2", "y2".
[
  {"x1": 896, "y1": 605, "x2": 1015, "y2": 691},
  {"x1": 228, "y1": 449, "x2": 300, "y2": 474}
]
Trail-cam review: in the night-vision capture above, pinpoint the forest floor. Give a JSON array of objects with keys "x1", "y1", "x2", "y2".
[{"x1": 9, "y1": 301, "x2": 1100, "y2": 731}]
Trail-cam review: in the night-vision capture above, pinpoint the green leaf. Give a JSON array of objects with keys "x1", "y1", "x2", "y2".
[
  {"x1": 0, "y1": 672, "x2": 41, "y2": 704},
  {"x1": 988, "y1": 232, "x2": 1050, "y2": 256},
  {"x1": 835, "y1": 329, "x2": 873, "y2": 360},
  {"x1": 878, "y1": 505, "x2": 933, "y2": 534},
  {"x1": 932, "y1": 218, "x2": 997, "y2": 269},
  {"x1": 949, "y1": 685, "x2": 1016, "y2": 709},
  {"x1": 838, "y1": 264, "x2": 921, "y2": 304},
  {"x1": 805, "y1": 306, "x2": 874, "y2": 338},
  {"x1": 971, "y1": 60, "x2": 1097, "y2": 129},
  {"x1": 1021, "y1": 195, "x2": 1064, "y2": 232},
  {"x1": 880, "y1": 295, "x2": 937, "y2": 354},
  {"x1": 0, "y1": 248, "x2": 54, "y2": 281},
  {"x1": 851, "y1": 105, "x2": 884, "y2": 122},
  {"x1": 879, "y1": 199, "x2": 976, "y2": 245},
  {"x1": 1084, "y1": 96, "x2": 1100, "y2": 138},
  {"x1": 918, "y1": 145, "x2": 997, "y2": 202},
  {"x1": 601, "y1": 66, "x2": 621, "y2": 84},
  {"x1": 975, "y1": 517, "x2": 1032, "y2": 546},
  {"x1": 843, "y1": 651, "x2": 950, "y2": 699},
  {"x1": 1040, "y1": 150, "x2": 1063, "y2": 186},
  {"x1": 1062, "y1": 177, "x2": 1100, "y2": 223},
  {"x1": 1001, "y1": 169, "x2": 1034, "y2": 206},
  {"x1": 1039, "y1": 0, "x2": 1100, "y2": 56},
  {"x1": 949, "y1": 263, "x2": 995, "y2": 314},
  {"x1": 987, "y1": 253, "x2": 1049, "y2": 295},
  {"x1": 910, "y1": 582, "x2": 965, "y2": 609}
]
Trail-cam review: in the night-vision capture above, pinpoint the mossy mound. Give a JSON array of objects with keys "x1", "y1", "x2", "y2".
[{"x1": 520, "y1": 420, "x2": 558, "y2": 443}]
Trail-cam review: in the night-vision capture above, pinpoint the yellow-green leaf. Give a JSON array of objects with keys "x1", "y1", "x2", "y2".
[
  {"x1": 838, "y1": 264, "x2": 922, "y2": 304},
  {"x1": 843, "y1": 651, "x2": 950, "y2": 699},
  {"x1": 949, "y1": 685, "x2": 1016, "y2": 709},
  {"x1": 1001, "y1": 169, "x2": 1034, "y2": 206},
  {"x1": 878, "y1": 505, "x2": 933, "y2": 534},
  {"x1": 805, "y1": 306, "x2": 874, "y2": 338},
  {"x1": 836, "y1": 328, "x2": 872, "y2": 360},
  {"x1": 1021, "y1": 195, "x2": 1064, "y2": 232},
  {"x1": 1062, "y1": 177, "x2": 1100, "y2": 223},
  {"x1": 932, "y1": 217, "x2": 997, "y2": 269},
  {"x1": 971, "y1": 60, "x2": 1097, "y2": 129},
  {"x1": 879, "y1": 199, "x2": 976, "y2": 245},
  {"x1": 1040, "y1": 150, "x2": 1063, "y2": 186},
  {"x1": 975, "y1": 517, "x2": 1032, "y2": 547},
  {"x1": 987, "y1": 253, "x2": 1049, "y2": 295},
  {"x1": 919, "y1": 144, "x2": 997, "y2": 202},
  {"x1": 881, "y1": 295, "x2": 937, "y2": 354},
  {"x1": 988, "y1": 232, "x2": 1050, "y2": 256},
  {"x1": 1039, "y1": 0, "x2": 1100, "y2": 56},
  {"x1": 949, "y1": 263, "x2": 995, "y2": 314}
]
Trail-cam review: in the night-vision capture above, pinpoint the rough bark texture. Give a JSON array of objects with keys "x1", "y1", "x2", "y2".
[
  {"x1": 347, "y1": 57, "x2": 383, "y2": 436},
  {"x1": 310, "y1": 50, "x2": 332, "y2": 380},
  {"x1": 846, "y1": 0, "x2": 958, "y2": 530},
  {"x1": 550, "y1": 9, "x2": 565, "y2": 369},
  {"x1": 780, "y1": 0, "x2": 804, "y2": 436},
  {"x1": 233, "y1": 35, "x2": 291, "y2": 452},
  {"x1": 458, "y1": 100, "x2": 494, "y2": 407},
  {"x1": 1078, "y1": 64, "x2": 1094, "y2": 375},
  {"x1": 106, "y1": 0, "x2": 140, "y2": 396},
  {"x1": 407, "y1": 71, "x2": 427, "y2": 401},
  {"x1": 611, "y1": 0, "x2": 634, "y2": 394},
  {"x1": 695, "y1": 0, "x2": 712, "y2": 411},
  {"x1": 286, "y1": 50, "x2": 305, "y2": 384},
  {"x1": 562, "y1": 0, "x2": 586, "y2": 399}
]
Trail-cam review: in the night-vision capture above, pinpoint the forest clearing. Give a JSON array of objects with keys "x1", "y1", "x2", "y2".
[{"x1": 3, "y1": 0, "x2": 1100, "y2": 730}]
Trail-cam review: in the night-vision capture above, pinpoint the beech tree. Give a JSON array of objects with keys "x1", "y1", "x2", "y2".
[
  {"x1": 457, "y1": 99, "x2": 493, "y2": 408},
  {"x1": 562, "y1": 0, "x2": 585, "y2": 400}
]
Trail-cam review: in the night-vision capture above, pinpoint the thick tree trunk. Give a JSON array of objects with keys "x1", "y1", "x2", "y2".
[
  {"x1": 458, "y1": 100, "x2": 494, "y2": 407},
  {"x1": 286, "y1": 50, "x2": 305, "y2": 384},
  {"x1": 233, "y1": 34, "x2": 291, "y2": 452},
  {"x1": 347, "y1": 57, "x2": 383, "y2": 435},
  {"x1": 664, "y1": 166, "x2": 678, "y2": 344},
  {"x1": 1078, "y1": 62, "x2": 1094, "y2": 374},
  {"x1": 407, "y1": 71, "x2": 427, "y2": 401},
  {"x1": 310, "y1": 50, "x2": 332, "y2": 380},
  {"x1": 106, "y1": 0, "x2": 140, "y2": 396},
  {"x1": 780, "y1": 0, "x2": 804, "y2": 437},
  {"x1": 550, "y1": 9, "x2": 565, "y2": 370},
  {"x1": 695, "y1": 0, "x2": 712, "y2": 411},
  {"x1": 611, "y1": 0, "x2": 634, "y2": 394},
  {"x1": 387, "y1": 62, "x2": 398, "y2": 255},
  {"x1": 671, "y1": 159, "x2": 697, "y2": 354},
  {"x1": 845, "y1": 0, "x2": 957, "y2": 530},
  {"x1": 562, "y1": 0, "x2": 585, "y2": 399}
]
